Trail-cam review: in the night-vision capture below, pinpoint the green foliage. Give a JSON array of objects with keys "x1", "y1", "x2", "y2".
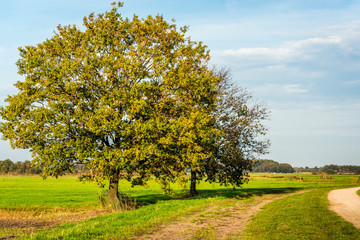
[
  {"x1": 0, "y1": 1, "x2": 274, "y2": 200},
  {"x1": 205, "y1": 69, "x2": 270, "y2": 188},
  {"x1": 0, "y1": 2, "x2": 220, "y2": 201},
  {"x1": 0, "y1": 159, "x2": 14, "y2": 173}
]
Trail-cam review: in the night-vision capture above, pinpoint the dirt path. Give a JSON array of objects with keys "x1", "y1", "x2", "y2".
[
  {"x1": 328, "y1": 186, "x2": 360, "y2": 229},
  {"x1": 139, "y1": 191, "x2": 308, "y2": 240}
]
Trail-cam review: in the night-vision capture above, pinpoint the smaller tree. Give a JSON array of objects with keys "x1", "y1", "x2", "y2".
[
  {"x1": 205, "y1": 69, "x2": 270, "y2": 188},
  {"x1": 277, "y1": 163, "x2": 295, "y2": 173},
  {"x1": 252, "y1": 160, "x2": 295, "y2": 173},
  {"x1": 0, "y1": 159, "x2": 15, "y2": 174}
]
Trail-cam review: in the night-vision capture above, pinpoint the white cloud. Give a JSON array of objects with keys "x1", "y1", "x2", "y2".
[
  {"x1": 318, "y1": 21, "x2": 360, "y2": 50},
  {"x1": 249, "y1": 83, "x2": 309, "y2": 98},
  {"x1": 288, "y1": 36, "x2": 342, "y2": 48},
  {"x1": 283, "y1": 84, "x2": 308, "y2": 93},
  {"x1": 213, "y1": 20, "x2": 360, "y2": 69},
  {"x1": 215, "y1": 34, "x2": 353, "y2": 66},
  {"x1": 220, "y1": 47, "x2": 298, "y2": 61},
  {"x1": 210, "y1": 20, "x2": 360, "y2": 105}
]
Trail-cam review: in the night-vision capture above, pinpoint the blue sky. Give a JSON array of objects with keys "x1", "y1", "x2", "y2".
[{"x1": 1, "y1": 0, "x2": 360, "y2": 167}]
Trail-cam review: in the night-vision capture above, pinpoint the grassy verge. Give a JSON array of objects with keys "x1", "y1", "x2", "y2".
[
  {"x1": 23, "y1": 188, "x2": 298, "y2": 240},
  {"x1": 21, "y1": 197, "x2": 218, "y2": 240},
  {"x1": 19, "y1": 186, "x2": 295, "y2": 239},
  {"x1": 242, "y1": 188, "x2": 360, "y2": 240}
]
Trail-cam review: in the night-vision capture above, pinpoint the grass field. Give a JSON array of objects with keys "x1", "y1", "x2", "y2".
[
  {"x1": 242, "y1": 188, "x2": 360, "y2": 240},
  {"x1": 1, "y1": 173, "x2": 360, "y2": 239}
]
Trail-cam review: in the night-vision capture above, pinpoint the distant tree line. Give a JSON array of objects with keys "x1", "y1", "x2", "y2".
[
  {"x1": 0, "y1": 159, "x2": 42, "y2": 174},
  {"x1": 252, "y1": 159, "x2": 295, "y2": 173},
  {"x1": 2, "y1": 158, "x2": 359, "y2": 176},
  {"x1": 0, "y1": 159, "x2": 89, "y2": 175},
  {"x1": 295, "y1": 164, "x2": 360, "y2": 175},
  {"x1": 252, "y1": 160, "x2": 360, "y2": 175}
]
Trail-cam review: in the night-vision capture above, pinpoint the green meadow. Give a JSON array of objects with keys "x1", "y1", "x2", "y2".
[{"x1": 1, "y1": 174, "x2": 360, "y2": 239}]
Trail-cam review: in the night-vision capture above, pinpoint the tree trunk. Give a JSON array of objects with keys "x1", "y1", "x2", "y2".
[
  {"x1": 107, "y1": 172, "x2": 121, "y2": 210},
  {"x1": 190, "y1": 170, "x2": 198, "y2": 196}
]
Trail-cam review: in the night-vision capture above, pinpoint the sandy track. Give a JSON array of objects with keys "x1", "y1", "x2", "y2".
[
  {"x1": 328, "y1": 186, "x2": 360, "y2": 229},
  {"x1": 139, "y1": 195, "x2": 276, "y2": 240},
  {"x1": 138, "y1": 190, "x2": 308, "y2": 240}
]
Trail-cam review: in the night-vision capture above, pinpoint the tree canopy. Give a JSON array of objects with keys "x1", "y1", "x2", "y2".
[
  {"x1": 204, "y1": 69, "x2": 270, "y2": 188},
  {"x1": 0, "y1": 2, "x2": 271, "y2": 206},
  {"x1": 0, "y1": 2, "x2": 220, "y2": 207}
]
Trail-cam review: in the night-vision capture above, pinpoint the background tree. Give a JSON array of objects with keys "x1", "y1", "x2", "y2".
[
  {"x1": 253, "y1": 161, "x2": 279, "y2": 173},
  {"x1": 0, "y1": 159, "x2": 14, "y2": 174},
  {"x1": 0, "y1": 159, "x2": 41, "y2": 174},
  {"x1": 252, "y1": 159, "x2": 295, "y2": 173},
  {"x1": 205, "y1": 69, "x2": 270, "y2": 188},
  {"x1": 277, "y1": 163, "x2": 295, "y2": 173},
  {"x1": 0, "y1": 2, "x2": 220, "y2": 207},
  {"x1": 252, "y1": 159, "x2": 277, "y2": 170}
]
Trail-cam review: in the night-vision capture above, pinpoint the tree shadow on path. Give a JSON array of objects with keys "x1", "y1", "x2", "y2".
[{"x1": 135, "y1": 187, "x2": 302, "y2": 206}]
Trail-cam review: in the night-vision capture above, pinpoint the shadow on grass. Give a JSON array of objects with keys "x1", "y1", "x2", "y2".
[
  {"x1": 193, "y1": 187, "x2": 300, "y2": 199},
  {"x1": 135, "y1": 187, "x2": 302, "y2": 206}
]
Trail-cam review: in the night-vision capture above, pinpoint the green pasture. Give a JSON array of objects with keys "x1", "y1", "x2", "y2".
[
  {"x1": 0, "y1": 176, "x2": 99, "y2": 210},
  {"x1": 1, "y1": 173, "x2": 358, "y2": 210},
  {"x1": 1, "y1": 173, "x2": 360, "y2": 239}
]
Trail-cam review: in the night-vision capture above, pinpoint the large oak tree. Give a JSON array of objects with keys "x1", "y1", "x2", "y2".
[{"x1": 0, "y1": 3, "x2": 220, "y2": 208}]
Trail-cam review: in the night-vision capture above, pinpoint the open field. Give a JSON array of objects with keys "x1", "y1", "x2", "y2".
[{"x1": 1, "y1": 174, "x2": 360, "y2": 239}]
